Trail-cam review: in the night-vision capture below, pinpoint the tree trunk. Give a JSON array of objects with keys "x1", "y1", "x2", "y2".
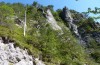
[{"x1": 24, "y1": 10, "x2": 26, "y2": 36}]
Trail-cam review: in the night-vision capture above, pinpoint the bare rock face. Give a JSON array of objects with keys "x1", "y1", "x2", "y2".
[
  {"x1": 62, "y1": 6, "x2": 79, "y2": 36},
  {"x1": 0, "y1": 40, "x2": 33, "y2": 65},
  {"x1": 80, "y1": 31, "x2": 100, "y2": 45},
  {"x1": 95, "y1": 22, "x2": 100, "y2": 28},
  {"x1": 35, "y1": 58, "x2": 45, "y2": 65},
  {"x1": 78, "y1": 21, "x2": 100, "y2": 45},
  {"x1": 0, "y1": 38, "x2": 45, "y2": 65},
  {"x1": 62, "y1": 7, "x2": 73, "y2": 23},
  {"x1": 46, "y1": 9, "x2": 62, "y2": 30}
]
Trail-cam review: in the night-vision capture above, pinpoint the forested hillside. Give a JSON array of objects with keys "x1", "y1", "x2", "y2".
[{"x1": 0, "y1": 1, "x2": 100, "y2": 65}]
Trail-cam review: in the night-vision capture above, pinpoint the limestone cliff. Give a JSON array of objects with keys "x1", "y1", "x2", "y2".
[{"x1": 0, "y1": 37, "x2": 45, "y2": 65}]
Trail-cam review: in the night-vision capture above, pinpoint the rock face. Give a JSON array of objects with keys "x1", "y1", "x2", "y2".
[
  {"x1": 35, "y1": 58, "x2": 45, "y2": 65},
  {"x1": 78, "y1": 21, "x2": 100, "y2": 45},
  {"x1": 46, "y1": 9, "x2": 62, "y2": 30},
  {"x1": 95, "y1": 22, "x2": 100, "y2": 28},
  {"x1": 78, "y1": 27, "x2": 100, "y2": 46},
  {"x1": 62, "y1": 7, "x2": 79, "y2": 36},
  {"x1": 83, "y1": 32, "x2": 100, "y2": 44},
  {"x1": 15, "y1": 18, "x2": 24, "y2": 28},
  {"x1": 0, "y1": 38, "x2": 45, "y2": 65},
  {"x1": 0, "y1": 40, "x2": 33, "y2": 65}
]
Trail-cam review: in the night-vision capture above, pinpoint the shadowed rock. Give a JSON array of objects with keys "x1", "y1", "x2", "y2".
[{"x1": 62, "y1": 6, "x2": 79, "y2": 36}]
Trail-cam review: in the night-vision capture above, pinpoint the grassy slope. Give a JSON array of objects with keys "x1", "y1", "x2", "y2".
[
  {"x1": 0, "y1": 2, "x2": 99, "y2": 65},
  {"x1": 0, "y1": 18, "x2": 98, "y2": 65}
]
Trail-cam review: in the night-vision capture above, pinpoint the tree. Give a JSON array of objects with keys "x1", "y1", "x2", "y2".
[
  {"x1": 32, "y1": 1, "x2": 38, "y2": 7},
  {"x1": 12, "y1": 3, "x2": 25, "y2": 18},
  {"x1": 47, "y1": 5, "x2": 54, "y2": 11},
  {"x1": 0, "y1": 1, "x2": 5, "y2": 6},
  {"x1": 88, "y1": 8, "x2": 91, "y2": 13},
  {"x1": 0, "y1": 5, "x2": 14, "y2": 21},
  {"x1": 23, "y1": 9, "x2": 27, "y2": 36},
  {"x1": 27, "y1": 6, "x2": 33, "y2": 15}
]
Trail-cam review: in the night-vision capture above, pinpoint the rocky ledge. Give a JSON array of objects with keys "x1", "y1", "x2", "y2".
[{"x1": 0, "y1": 37, "x2": 45, "y2": 65}]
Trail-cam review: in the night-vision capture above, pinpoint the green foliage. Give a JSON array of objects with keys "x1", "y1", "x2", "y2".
[
  {"x1": 27, "y1": 6, "x2": 33, "y2": 15},
  {"x1": 0, "y1": 1, "x2": 5, "y2": 6},
  {"x1": 52, "y1": 11, "x2": 62, "y2": 21},
  {"x1": 11, "y1": 3, "x2": 25, "y2": 18},
  {"x1": 47, "y1": 5, "x2": 54, "y2": 11},
  {"x1": 70, "y1": 10, "x2": 82, "y2": 19},
  {"x1": 0, "y1": 2, "x2": 99, "y2": 65},
  {"x1": 78, "y1": 17, "x2": 99, "y2": 32},
  {"x1": 32, "y1": 1, "x2": 38, "y2": 7},
  {"x1": 0, "y1": 5, "x2": 14, "y2": 21},
  {"x1": 91, "y1": 50, "x2": 100, "y2": 63}
]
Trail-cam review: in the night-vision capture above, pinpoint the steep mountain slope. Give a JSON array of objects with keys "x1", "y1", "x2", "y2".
[
  {"x1": 0, "y1": 2, "x2": 100, "y2": 65},
  {"x1": 61, "y1": 7, "x2": 100, "y2": 64}
]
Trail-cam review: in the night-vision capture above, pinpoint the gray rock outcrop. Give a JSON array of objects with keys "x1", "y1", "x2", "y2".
[
  {"x1": 62, "y1": 6, "x2": 79, "y2": 36},
  {"x1": 0, "y1": 38, "x2": 45, "y2": 65},
  {"x1": 46, "y1": 9, "x2": 62, "y2": 30},
  {"x1": 0, "y1": 40, "x2": 33, "y2": 65}
]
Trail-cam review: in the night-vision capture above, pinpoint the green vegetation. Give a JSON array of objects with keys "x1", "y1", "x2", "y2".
[{"x1": 0, "y1": 1, "x2": 99, "y2": 65}]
